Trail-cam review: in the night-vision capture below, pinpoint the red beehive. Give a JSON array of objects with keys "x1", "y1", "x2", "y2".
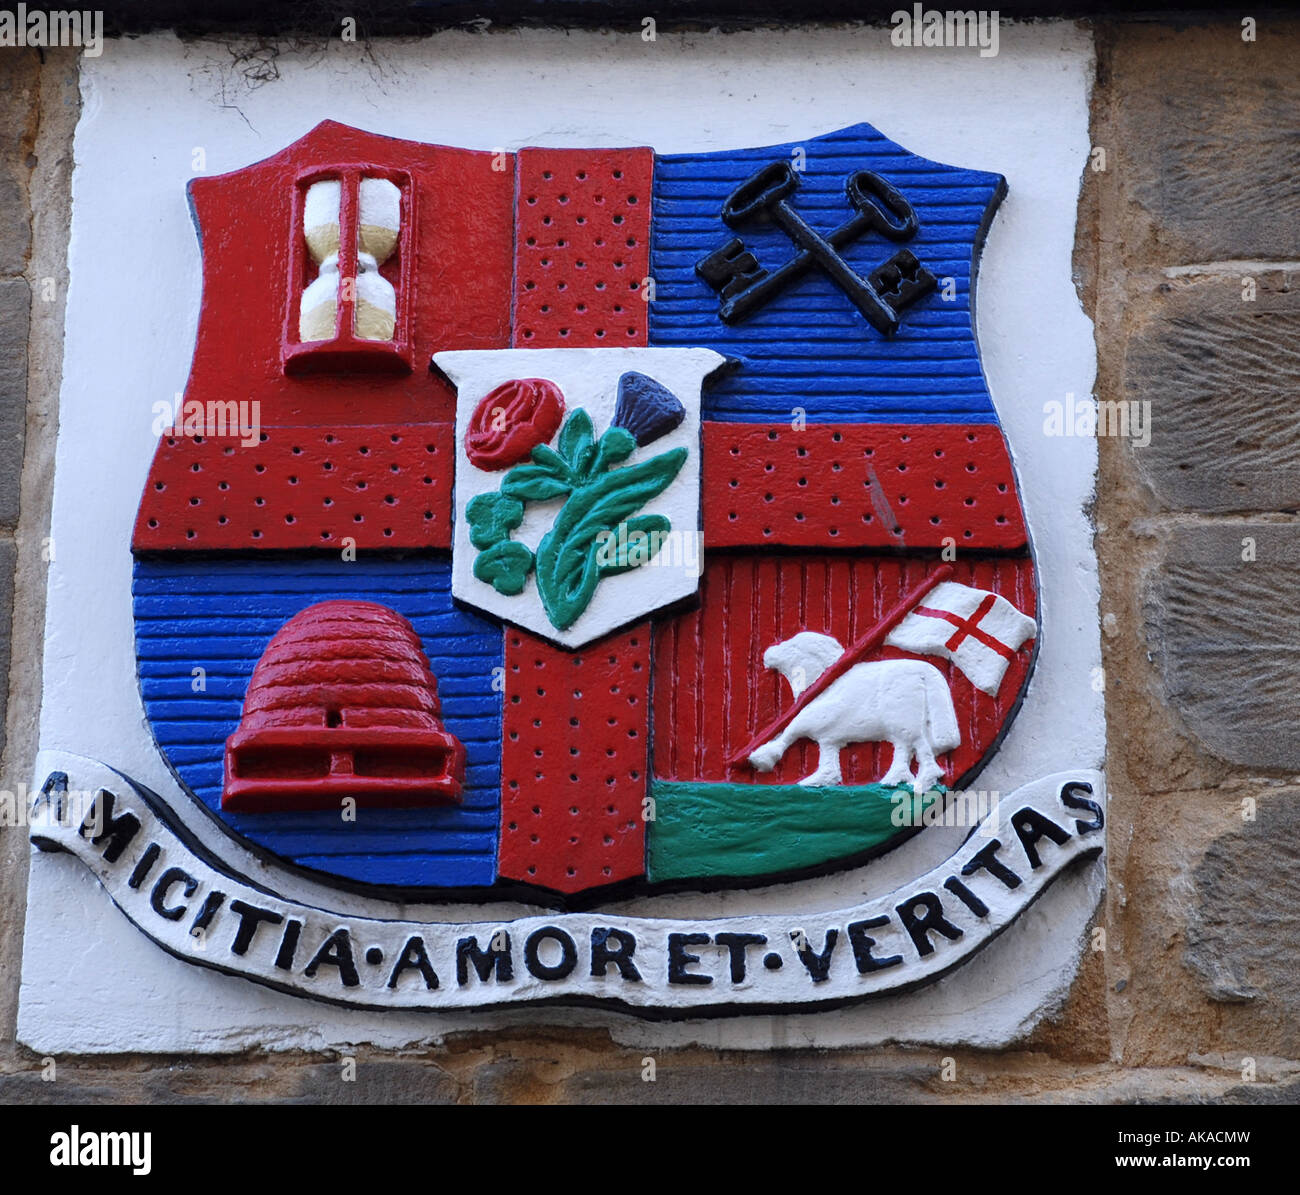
[{"x1": 222, "y1": 600, "x2": 466, "y2": 812}]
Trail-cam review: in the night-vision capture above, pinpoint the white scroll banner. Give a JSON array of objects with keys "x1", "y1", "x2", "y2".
[{"x1": 26, "y1": 750, "x2": 1105, "y2": 1017}]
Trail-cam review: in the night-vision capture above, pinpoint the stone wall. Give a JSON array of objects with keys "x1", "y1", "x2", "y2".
[
  {"x1": 1085, "y1": 20, "x2": 1300, "y2": 1085},
  {"x1": 1, "y1": 19, "x2": 1298, "y2": 1103},
  {"x1": 0, "y1": 44, "x2": 76, "y2": 1085}
]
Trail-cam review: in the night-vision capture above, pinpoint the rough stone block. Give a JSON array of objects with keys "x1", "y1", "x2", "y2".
[
  {"x1": 286, "y1": 1057, "x2": 460, "y2": 1104},
  {"x1": 1108, "y1": 24, "x2": 1300, "y2": 261},
  {"x1": 0, "y1": 52, "x2": 38, "y2": 277},
  {"x1": 1145, "y1": 524, "x2": 1300, "y2": 770},
  {"x1": 0, "y1": 277, "x2": 30, "y2": 528},
  {"x1": 1222, "y1": 1078, "x2": 1300, "y2": 1105},
  {"x1": 1124, "y1": 273, "x2": 1300, "y2": 513},
  {"x1": 560, "y1": 1056, "x2": 937, "y2": 1105},
  {"x1": 1185, "y1": 796, "x2": 1300, "y2": 1052},
  {"x1": 0, "y1": 1069, "x2": 125, "y2": 1104}
]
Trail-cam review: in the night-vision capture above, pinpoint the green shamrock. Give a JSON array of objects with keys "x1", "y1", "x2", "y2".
[
  {"x1": 465, "y1": 492, "x2": 524, "y2": 550},
  {"x1": 472, "y1": 540, "x2": 535, "y2": 596}
]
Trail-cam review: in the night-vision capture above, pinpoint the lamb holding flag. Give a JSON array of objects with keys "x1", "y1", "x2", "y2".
[{"x1": 736, "y1": 568, "x2": 1037, "y2": 792}]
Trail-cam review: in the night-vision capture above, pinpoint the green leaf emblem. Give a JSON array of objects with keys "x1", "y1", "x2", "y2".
[{"x1": 468, "y1": 407, "x2": 688, "y2": 629}]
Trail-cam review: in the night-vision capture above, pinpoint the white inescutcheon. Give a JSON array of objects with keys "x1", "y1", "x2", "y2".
[{"x1": 436, "y1": 347, "x2": 725, "y2": 648}]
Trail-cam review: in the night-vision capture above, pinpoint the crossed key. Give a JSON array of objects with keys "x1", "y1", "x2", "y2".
[{"x1": 695, "y1": 161, "x2": 937, "y2": 335}]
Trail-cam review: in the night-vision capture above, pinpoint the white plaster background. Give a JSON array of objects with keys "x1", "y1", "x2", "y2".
[{"x1": 19, "y1": 22, "x2": 1102, "y2": 1054}]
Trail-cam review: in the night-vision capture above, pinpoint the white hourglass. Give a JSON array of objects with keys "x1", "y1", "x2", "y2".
[{"x1": 298, "y1": 176, "x2": 401, "y2": 344}]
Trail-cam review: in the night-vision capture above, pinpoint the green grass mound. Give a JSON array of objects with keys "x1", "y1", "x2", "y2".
[{"x1": 647, "y1": 780, "x2": 941, "y2": 883}]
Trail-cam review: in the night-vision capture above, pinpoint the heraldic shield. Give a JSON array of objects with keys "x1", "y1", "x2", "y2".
[{"x1": 130, "y1": 120, "x2": 1035, "y2": 907}]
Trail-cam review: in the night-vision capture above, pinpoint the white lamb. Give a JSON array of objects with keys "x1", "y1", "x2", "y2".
[{"x1": 748, "y1": 631, "x2": 960, "y2": 793}]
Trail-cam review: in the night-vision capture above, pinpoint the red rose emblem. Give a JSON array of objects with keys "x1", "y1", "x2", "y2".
[{"x1": 465, "y1": 378, "x2": 565, "y2": 470}]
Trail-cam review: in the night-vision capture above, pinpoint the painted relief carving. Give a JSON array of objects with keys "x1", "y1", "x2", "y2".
[
  {"x1": 32, "y1": 119, "x2": 1104, "y2": 1016},
  {"x1": 299, "y1": 176, "x2": 402, "y2": 343},
  {"x1": 750, "y1": 644, "x2": 960, "y2": 791},
  {"x1": 696, "y1": 161, "x2": 937, "y2": 333},
  {"x1": 222, "y1": 601, "x2": 466, "y2": 813},
  {"x1": 461, "y1": 396, "x2": 691, "y2": 630}
]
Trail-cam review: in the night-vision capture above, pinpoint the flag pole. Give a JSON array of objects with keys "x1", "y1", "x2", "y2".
[{"x1": 727, "y1": 563, "x2": 955, "y2": 771}]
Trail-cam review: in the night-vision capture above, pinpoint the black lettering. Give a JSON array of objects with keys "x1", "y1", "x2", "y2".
[
  {"x1": 81, "y1": 789, "x2": 140, "y2": 863},
  {"x1": 846, "y1": 916, "x2": 904, "y2": 974},
  {"x1": 33, "y1": 770, "x2": 69, "y2": 821},
  {"x1": 713, "y1": 932, "x2": 766, "y2": 983},
  {"x1": 387, "y1": 936, "x2": 440, "y2": 990},
  {"x1": 1061, "y1": 781, "x2": 1104, "y2": 834},
  {"x1": 896, "y1": 892, "x2": 963, "y2": 958},
  {"x1": 149, "y1": 866, "x2": 197, "y2": 921},
  {"x1": 304, "y1": 928, "x2": 360, "y2": 987},
  {"x1": 668, "y1": 932, "x2": 712, "y2": 985},
  {"x1": 274, "y1": 919, "x2": 303, "y2": 971},
  {"x1": 189, "y1": 890, "x2": 225, "y2": 935},
  {"x1": 227, "y1": 899, "x2": 284, "y2": 956},
  {"x1": 1011, "y1": 807, "x2": 1072, "y2": 869},
  {"x1": 126, "y1": 842, "x2": 161, "y2": 890},
  {"x1": 524, "y1": 926, "x2": 578, "y2": 981},
  {"x1": 590, "y1": 927, "x2": 641, "y2": 981},
  {"x1": 793, "y1": 928, "x2": 839, "y2": 983},
  {"x1": 962, "y1": 839, "x2": 1022, "y2": 889},
  {"x1": 457, "y1": 934, "x2": 513, "y2": 985},
  {"x1": 30, "y1": 773, "x2": 71, "y2": 851},
  {"x1": 943, "y1": 875, "x2": 989, "y2": 917}
]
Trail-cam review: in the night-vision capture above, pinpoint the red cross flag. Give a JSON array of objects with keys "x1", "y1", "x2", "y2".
[{"x1": 885, "y1": 580, "x2": 1037, "y2": 696}]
